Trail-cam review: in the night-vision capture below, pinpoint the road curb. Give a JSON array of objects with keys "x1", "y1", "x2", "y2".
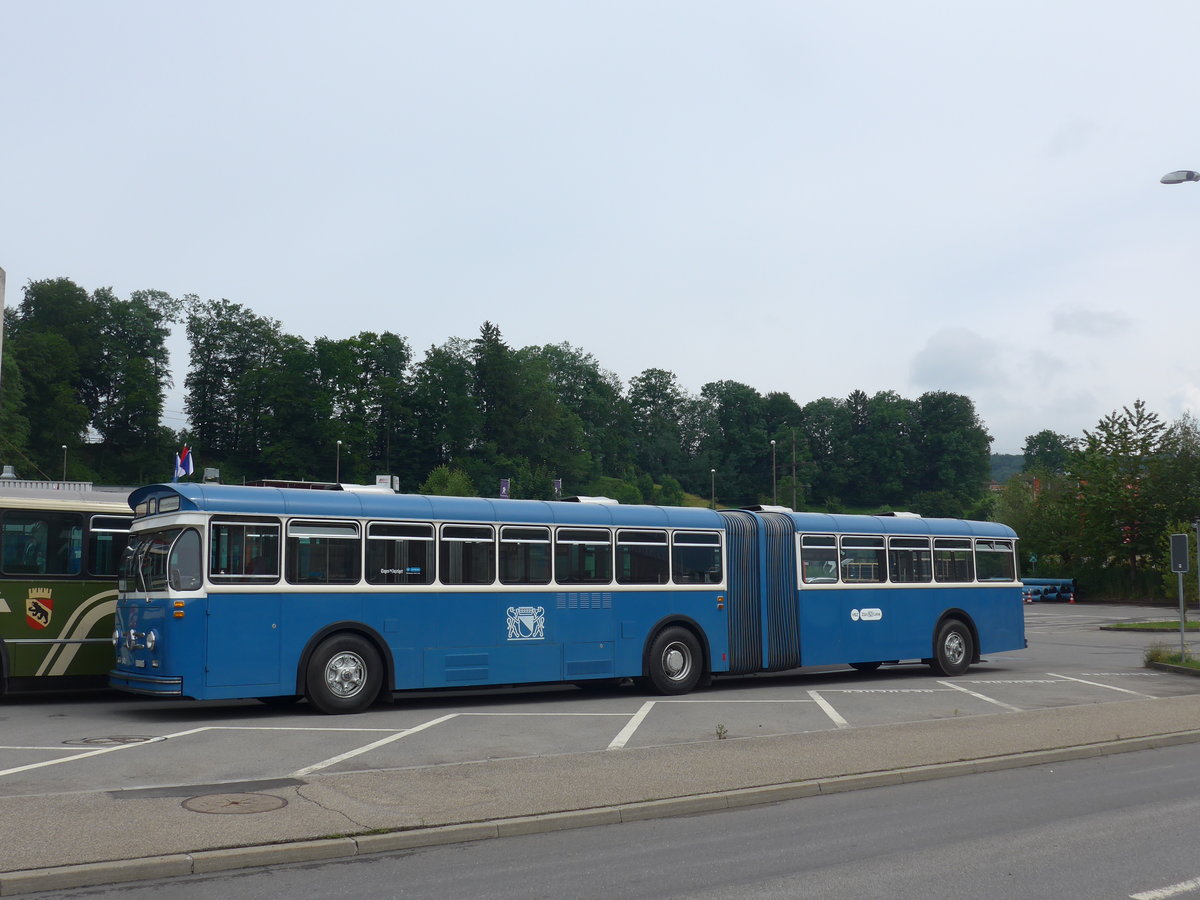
[
  {"x1": 1147, "y1": 661, "x2": 1200, "y2": 677},
  {"x1": 6, "y1": 727, "x2": 1200, "y2": 896}
]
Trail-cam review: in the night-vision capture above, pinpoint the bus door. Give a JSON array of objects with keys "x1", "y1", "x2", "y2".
[
  {"x1": 205, "y1": 519, "x2": 283, "y2": 688},
  {"x1": 553, "y1": 527, "x2": 616, "y2": 681}
]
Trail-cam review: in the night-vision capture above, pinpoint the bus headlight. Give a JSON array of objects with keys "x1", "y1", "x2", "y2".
[
  {"x1": 145, "y1": 630, "x2": 157, "y2": 651},
  {"x1": 112, "y1": 629, "x2": 120, "y2": 647}
]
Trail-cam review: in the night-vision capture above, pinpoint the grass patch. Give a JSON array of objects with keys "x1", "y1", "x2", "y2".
[
  {"x1": 1107, "y1": 620, "x2": 1200, "y2": 632},
  {"x1": 1145, "y1": 642, "x2": 1200, "y2": 670}
]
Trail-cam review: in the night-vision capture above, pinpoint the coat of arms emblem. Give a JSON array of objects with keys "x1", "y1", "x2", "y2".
[
  {"x1": 26, "y1": 588, "x2": 53, "y2": 630},
  {"x1": 506, "y1": 605, "x2": 545, "y2": 641}
]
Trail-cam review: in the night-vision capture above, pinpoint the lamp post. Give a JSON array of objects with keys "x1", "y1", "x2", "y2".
[
  {"x1": 770, "y1": 439, "x2": 777, "y2": 506},
  {"x1": 1161, "y1": 170, "x2": 1200, "y2": 184},
  {"x1": 61, "y1": 445, "x2": 67, "y2": 482},
  {"x1": 335, "y1": 440, "x2": 342, "y2": 483},
  {"x1": 710, "y1": 468, "x2": 716, "y2": 510}
]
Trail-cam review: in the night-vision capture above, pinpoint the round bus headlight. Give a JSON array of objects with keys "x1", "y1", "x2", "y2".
[
  {"x1": 145, "y1": 630, "x2": 157, "y2": 651},
  {"x1": 111, "y1": 629, "x2": 120, "y2": 647}
]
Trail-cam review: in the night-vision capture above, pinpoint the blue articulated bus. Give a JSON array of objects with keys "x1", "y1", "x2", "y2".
[{"x1": 110, "y1": 484, "x2": 1025, "y2": 714}]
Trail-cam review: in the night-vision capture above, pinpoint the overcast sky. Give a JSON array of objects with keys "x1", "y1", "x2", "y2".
[{"x1": 4, "y1": 1, "x2": 1200, "y2": 454}]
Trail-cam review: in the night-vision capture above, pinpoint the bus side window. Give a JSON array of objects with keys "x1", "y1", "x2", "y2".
[
  {"x1": 1, "y1": 511, "x2": 84, "y2": 576},
  {"x1": 367, "y1": 522, "x2": 436, "y2": 585},
  {"x1": 616, "y1": 530, "x2": 668, "y2": 585},
  {"x1": 285, "y1": 521, "x2": 361, "y2": 585},
  {"x1": 800, "y1": 535, "x2": 838, "y2": 584},
  {"x1": 440, "y1": 525, "x2": 496, "y2": 585},
  {"x1": 555, "y1": 528, "x2": 612, "y2": 585},
  {"x1": 934, "y1": 538, "x2": 974, "y2": 582},
  {"x1": 672, "y1": 531, "x2": 722, "y2": 585},
  {"x1": 975, "y1": 539, "x2": 1016, "y2": 581},
  {"x1": 211, "y1": 518, "x2": 282, "y2": 582}
]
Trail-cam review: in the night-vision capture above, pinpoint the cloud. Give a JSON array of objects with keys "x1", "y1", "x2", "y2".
[
  {"x1": 1050, "y1": 306, "x2": 1132, "y2": 338},
  {"x1": 910, "y1": 328, "x2": 1002, "y2": 391}
]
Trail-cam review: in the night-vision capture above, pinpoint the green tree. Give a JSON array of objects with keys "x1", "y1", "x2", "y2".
[
  {"x1": 472, "y1": 322, "x2": 523, "y2": 456},
  {"x1": 994, "y1": 472, "x2": 1080, "y2": 575},
  {"x1": 627, "y1": 368, "x2": 690, "y2": 484},
  {"x1": 9, "y1": 330, "x2": 89, "y2": 473},
  {"x1": 1072, "y1": 400, "x2": 1167, "y2": 589},
  {"x1": 257, "y1": 334, "x2": 330, "y2": 481},
  {"x1": 529, "y1": 342, "x2": 633, "y2": 484},
  {"x1": 844, "y1": 390, "x2": 915, "y2": 508},
  {"x1": 186, "y1": 300, "x2": 291, "y2": 475},
  {"x1": 1022, "y1": 429, "x2": 1077, "y2": 475},
  {"x1": 695, "y1": 380, "x2": 768, "y2": 505},
  {"x1": 407, "y1": 338, "x2": 480, "y2": 477},
  {"x1": 1155, "y1": 413, "x2": 1200, "y2": 529},
  {"x1": 507, "y1": 347, "x2": 591, "y2": 491},
  {"x1": 909, "y1": 392, "x2": 992, "y2": 517},
  {"x1": 0, "y1": 308, "x2": 31, "y2": 474},
  {"x1": 90, "y1": 288, "x2": 182, "y2": 479},
  {"x1": 419, "y1": 465, "x2": 477, "y2": 497},
  {"x1": 7, "y1": 279, "x2": 97, "y2": 475},
  {"x1": 799, "y1": 396, "x2": 851, "y2": 507}
]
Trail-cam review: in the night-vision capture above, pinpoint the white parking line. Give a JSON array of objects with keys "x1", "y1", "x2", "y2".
[
  {"x1": 808, "y1": 691, "x2": 849, "y2": 728},
  {"x1": 1130, "y1": 875, "x2": 1200, "y2": 899},
  {"x1": 939, "y1": 681, "x2": 1022, "y2": 712},
  {"x1": 656, "y1": 698, "x2": 818, "y2": 703},
  {"x1": 607, "y1": 701, "x2": 656, "y2": 750},
  {"x1": 467, "y1": 711, "x2": 630, "y2": 716},
  {"x1": 291, "y1": 714, "x2": 459, "y2": 776},
  {"x1": 0, "y1": 737, "x2": 167, "y2": 779},
  {"x1": 1047, "y1": 672, "x2": 1155, "y2": 698}
]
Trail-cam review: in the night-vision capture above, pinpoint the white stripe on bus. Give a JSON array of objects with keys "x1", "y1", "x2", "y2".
[{"x1": 35, "y1": 589, "x2": 117, "y2": 677}]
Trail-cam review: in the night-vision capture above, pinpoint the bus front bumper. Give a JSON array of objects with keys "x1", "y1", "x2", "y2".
[{"x1": 108, "y1": 669, "x2": 184, "y2": 697}]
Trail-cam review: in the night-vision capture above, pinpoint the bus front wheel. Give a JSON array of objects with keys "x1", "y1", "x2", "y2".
[
  {"x1": 646, "y1": 626, "x2": 703, "y2": 695},
  {"x1": 305, "y1": 634, "x2": 382, "y2": 715},
  {"x1": 929, "y1": 619, "x2": 973, "y2": 677}
]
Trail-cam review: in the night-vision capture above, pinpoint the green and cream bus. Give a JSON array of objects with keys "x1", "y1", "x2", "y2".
[{"x1": 0, "y1": 484, "x2": 132, "y2": 694}]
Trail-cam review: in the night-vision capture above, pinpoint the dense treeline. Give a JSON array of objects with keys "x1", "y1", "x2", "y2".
[
  {"x1": 0, "y1": 278, "x2": 994, "y2": 516},
  {"x1": 997, "y1": 402, "x2": 1200, "y2": 601}
]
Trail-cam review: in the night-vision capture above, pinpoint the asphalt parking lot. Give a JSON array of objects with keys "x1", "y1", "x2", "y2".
[{"x1": 2, "y1": 602, "x2": 1196, "y2": 800}]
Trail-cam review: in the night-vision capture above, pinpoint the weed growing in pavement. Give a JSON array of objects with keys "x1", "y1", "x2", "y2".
[{"x1": 1145, "y1": 641, "x2": 1200, "y2": 668}]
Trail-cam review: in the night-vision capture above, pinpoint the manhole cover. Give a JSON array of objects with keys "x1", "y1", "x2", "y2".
[
  {"x1": 62, "y1": 735, "x2": 160, "y2": 746},
  {"x1": 182, "y1": 793, "x2": 288, "y2": 815}
]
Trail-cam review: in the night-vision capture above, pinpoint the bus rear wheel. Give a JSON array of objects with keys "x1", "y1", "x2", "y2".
[
  {"x1": 929, "y1": 619, "x2": 973, "y2": 677},
  {"x1": 646, "y1": 626, "x2": 703, "y2": 695},
  {"x1": 305, "y1": 634, "x2": 382, "y2": 715}
]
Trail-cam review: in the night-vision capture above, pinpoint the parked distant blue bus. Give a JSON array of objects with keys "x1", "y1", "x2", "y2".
[{"x1": 110, "y1": 483, "x2": 1025, "y2": 714}]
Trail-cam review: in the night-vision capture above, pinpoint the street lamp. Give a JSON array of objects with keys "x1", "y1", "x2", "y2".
[
  {"x1": 710, "y1": 468, "x2": 716, "y2": 510},
  {"x1": 1161, "y1": 170, "x2": 1200, "y2": 184},
  {"x1": 61, "y1": 445, "x2": 67, "y2": 482},
  {"x1": 335, "y1": 440, "x2": 342, "y2": 483},
  {"x1": 770, "y1": 439, "x2": 777, "y2": 506}
]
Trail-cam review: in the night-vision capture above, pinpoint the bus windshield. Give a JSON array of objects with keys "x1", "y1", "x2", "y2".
[{"x1": 120, "y1": 528, "x2": 202, "y2": 593}]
